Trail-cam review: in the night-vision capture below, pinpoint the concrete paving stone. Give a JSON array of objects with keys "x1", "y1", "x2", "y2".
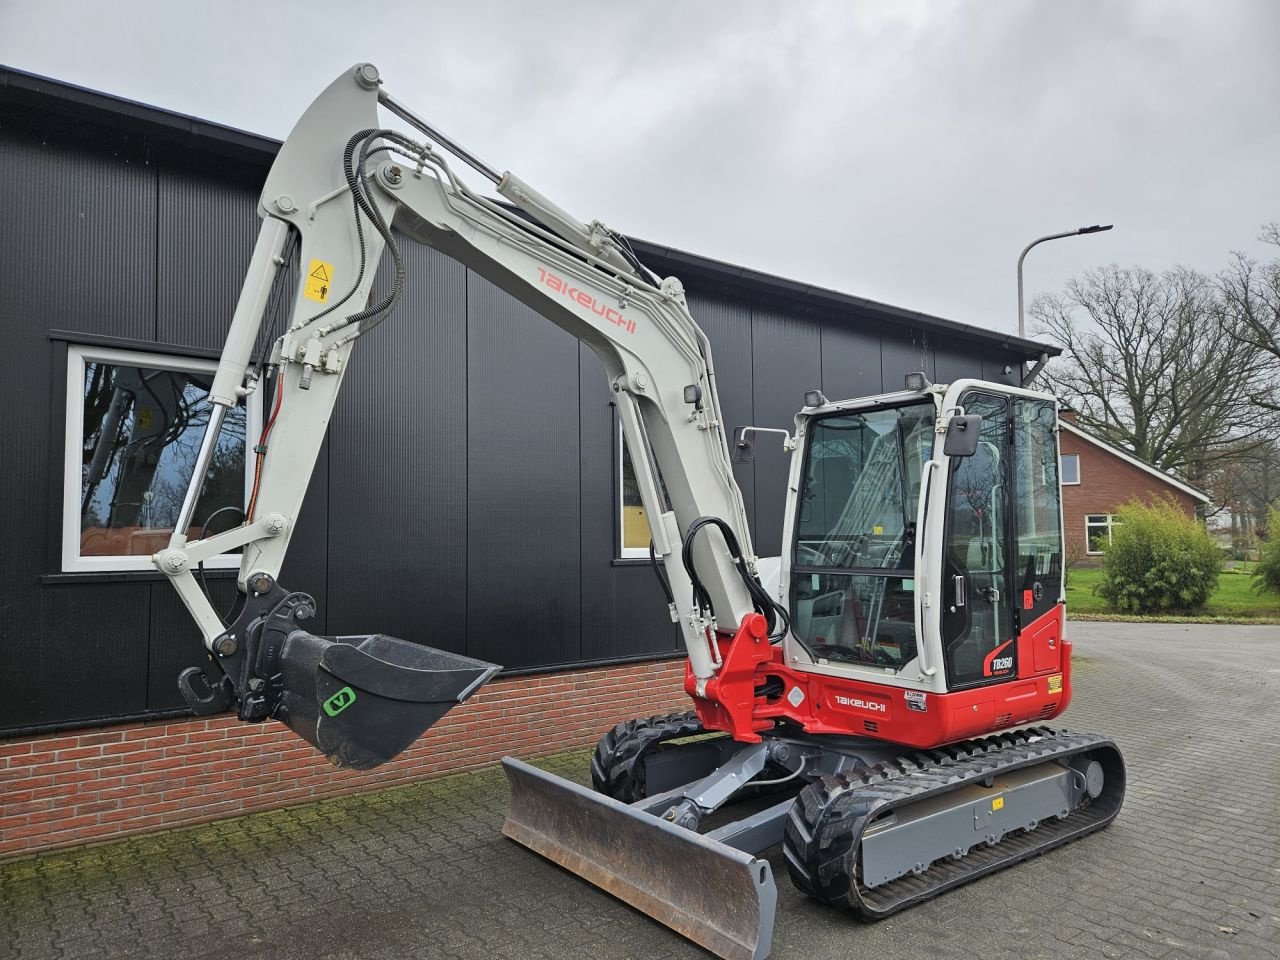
[{"x1": 2, "y1": 623, "x2": 1279, "y2": 959}]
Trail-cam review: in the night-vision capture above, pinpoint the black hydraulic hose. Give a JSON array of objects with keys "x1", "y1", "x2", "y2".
[
  {"x1": 251, "y1": 226, "x2": 299, "y2": 369},
  {"x1": 347, "y1": 133, "x2": 414, "y2": 333},
  {"x1": 648, "y1": 540, "x2": 675, "y2": 607},
  {"x1": 304, "y1": 130, "x2": 378, "y2": 327},
  {"x1": 681, "y1": 516, "x2": 791, "y2": 641},
  {"x1": 195, "y1": 505, "x2": 247, "y2": 625},
  {"x1": 303, "y1": 128, "x2": 412, "y2": 335}
]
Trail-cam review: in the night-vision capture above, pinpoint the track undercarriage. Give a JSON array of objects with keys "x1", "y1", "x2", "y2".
[{"x1": 503, "y1": 711, "x2": 1125, "y2": 960}]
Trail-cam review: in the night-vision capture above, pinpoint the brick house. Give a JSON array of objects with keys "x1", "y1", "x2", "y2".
[{"x1": 1058, "y1": 414, "x2": 1211, "y2": 563}]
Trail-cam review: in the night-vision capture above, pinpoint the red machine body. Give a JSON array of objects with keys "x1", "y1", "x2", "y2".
[{"x1": 687, "y1": 605, "x2": 1070, "y2": 748}]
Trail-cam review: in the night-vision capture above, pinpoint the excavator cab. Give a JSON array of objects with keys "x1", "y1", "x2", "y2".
[{"x1": 781, "y1": 378, "x2": 1067, "y2": 706}]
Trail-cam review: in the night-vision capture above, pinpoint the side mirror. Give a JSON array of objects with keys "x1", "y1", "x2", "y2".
[
  {"x1": 943, "y1": 414, "x2": 982, "y2": 457},
  {"x1": 732, "y1": 425, "x2": 794, "y2": 464}
]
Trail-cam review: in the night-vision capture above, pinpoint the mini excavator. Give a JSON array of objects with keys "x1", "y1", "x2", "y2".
[{"x1": 155, "y1": 65, "x2": 1124, "y2": 960}]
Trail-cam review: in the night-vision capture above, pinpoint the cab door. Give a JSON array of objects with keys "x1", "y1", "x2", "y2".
[
  {"x1": 1011, "y1": 396, "x2": 1065, "y2": 674},
  {"x1": 941, "y1": 391, "x2": 1016, "y2": 689}
]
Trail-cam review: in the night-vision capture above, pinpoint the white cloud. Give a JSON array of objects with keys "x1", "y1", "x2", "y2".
[{"x1": 2, "y1": 0, "x2": 1276, "y2": 337}]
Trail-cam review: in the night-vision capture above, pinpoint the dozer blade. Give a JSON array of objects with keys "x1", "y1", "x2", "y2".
[
  {"x1": 277, "y1": 633, "x2": 500, "y2": 770},
  {"x1": 502, "y1": 757, "x2": 777, "y2": 960}
]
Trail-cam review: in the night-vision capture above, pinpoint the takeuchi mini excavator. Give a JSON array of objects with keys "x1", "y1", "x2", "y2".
[{"x1": 155, "y1": 65, "x2": 1125, "y2": 960}]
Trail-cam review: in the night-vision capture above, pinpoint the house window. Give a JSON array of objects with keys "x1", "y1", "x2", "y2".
[
  {"x1": 1060, "y1": 453, "x2": 1081, "y2": 485},
  {"x1": 619, "y1": 433, "x2": 650, "y2": 559},
  {"x1": 63, "y1": 344, "x2": 260, "y2": 573},
  {"x1": 1085, "y1": 514, "x2": 1120, "y2": 554}
]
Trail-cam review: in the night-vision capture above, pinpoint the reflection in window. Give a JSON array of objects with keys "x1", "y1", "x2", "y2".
[
  {"x1": 620, "y1": 437, "x2": 650, "y2": 558},
  {"x1": 795, "y1": 404, "x2": 934, "y2": 572},
  {"x1": 1014, "y1": 399, "x2": 1064, "y2": 598},
  {"x1": 792, "y1": 402, "x2": 935, "y2": 670},
  {"x1": 1060, "y1": 453, "x2": 1080, "y2": 484},
  {"x1": 618, "y1": 422, "x2": 671, "y2": 560},
  {"x1": 66, "y1": 346, "x2": 253, "y2": 571}
]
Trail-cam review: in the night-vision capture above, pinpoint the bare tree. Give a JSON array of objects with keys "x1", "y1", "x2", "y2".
[
  {"x1": 1219, "y1": 223, "x2": 1280, "y2": 411},
  {"x1": 1032, "y1": 264, "x2": 1280, "y2": 493},
  {"x1": 1210, "y1": 439, "x2": 1280, "y2": 527}
]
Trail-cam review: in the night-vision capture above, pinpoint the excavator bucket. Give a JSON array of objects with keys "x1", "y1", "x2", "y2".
[
  {"x1": 179, "y1": 587, "x2": 501, "y2": 771},
  {"x1": 276, "y1": 633, "x2": 500, "y2": 770},
  {"x1": 501, "y1": 758, "x2": 776, "y2": 960}
]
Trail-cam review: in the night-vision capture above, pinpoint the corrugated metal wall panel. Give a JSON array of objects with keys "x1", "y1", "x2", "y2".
[
  {"x1": 982, "y1": 353, "x2": 1024, "y2": 388},
  {"x1": 881, "y1": 326, "x2": 935, "y2": 393},
  {"x1": 156, "y1": 166, "x2": 259, "y2": 349},
  {"x1": 279, "y1": 438, "x2": 330, "y2": 635},
  {"x1": 684, "y1": 288, "x2": 756, "y2": 536},
  {"x1": 818, "y1": 322, "x2": 882, "y2": 399},
  {"x1": 0, "y1": 127, "x2": 157, "y2": 731},
  {"x1": 934, "y1": 336, "x2": 989, "y2": 386},
  {"x1": 0, "y1": 128, "x2": 157, "y2": 340},
  {"x1": 466, "y1": 272, "x2": 581, "y2": 669},
  {"x1": 750, "y1": 304, "x2": 822, "y2": 557},
  {"x1": 146, "y1": 578, "x2": 239, "y2": 711},
  {"x1": 326, "y1": 242, "x2": 469, "y2": 652},
  {"x1": 576, "y1": 348, "x2": 678, "y2": 662},
  {"x1": 37, "y1": 584, "x2": 150, "y2": 726}
]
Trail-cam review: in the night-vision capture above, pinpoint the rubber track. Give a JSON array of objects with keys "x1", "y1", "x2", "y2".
[
  {"x1": 782, "y1": 726, "x2": 1126, "y2": 918},
  {"x1": 590, "y1": 710, "x2": 705, "y2": 802}
]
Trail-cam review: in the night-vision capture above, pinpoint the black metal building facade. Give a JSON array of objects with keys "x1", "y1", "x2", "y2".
[{"x1": 0, "y1": 68, "x2": 1054, "y2": 736}]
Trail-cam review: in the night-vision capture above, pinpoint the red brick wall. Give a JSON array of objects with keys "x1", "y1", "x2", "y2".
[
  {"x1": 1060, "y1": 429, "x2": 1199, "y2": 563},
  {"x1": 0, "y1": 657, "x2": 688, "y2": 860}
]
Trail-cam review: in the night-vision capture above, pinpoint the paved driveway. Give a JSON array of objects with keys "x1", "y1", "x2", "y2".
[{"x1": 2, "y1": 623, "x2": 1277, "y2": 960}]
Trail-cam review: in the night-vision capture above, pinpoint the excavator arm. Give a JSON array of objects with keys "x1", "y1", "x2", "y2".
[{"x1": 154, "y1": 63, "x2": 777, "y2": 767}]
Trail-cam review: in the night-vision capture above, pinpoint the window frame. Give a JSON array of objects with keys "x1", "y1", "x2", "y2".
[
  {"x1": 617, "y1": 420, "x2": 650, "y2": 560},
  {"x1": 789, "y1": 399, "x2": 936, "y2": 673},
  {"x1": 62, "y1": 343, "x2": 261, "y2": 574},
  {"x1": 1060, "y1": 452, "x2": 1081, "y2": 485},
  {"x1": 1084, "y1": 513, "x2": 1118, "y2": 555}
]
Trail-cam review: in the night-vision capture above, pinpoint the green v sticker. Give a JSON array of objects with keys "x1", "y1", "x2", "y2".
[{"x1": 323, "y1": 686, "x2": 357, "y2": 717}]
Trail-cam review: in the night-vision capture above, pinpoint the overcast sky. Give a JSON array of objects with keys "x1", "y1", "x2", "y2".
[{"x1": 2, "y1": 1, "x2": 1277, "y2": 340}]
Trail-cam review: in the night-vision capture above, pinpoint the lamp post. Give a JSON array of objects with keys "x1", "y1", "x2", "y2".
[{"x1": 1017, "y1": 224, "x2": 1113, "y2": 339}]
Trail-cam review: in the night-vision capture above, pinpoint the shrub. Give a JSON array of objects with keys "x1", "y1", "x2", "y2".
[
  {"x1": 1255, "y1": 506, "x2": 1280, "y2": 595},
  {"x1": 1094, "y1": 498, "x2": 1221, "y2": 614}
]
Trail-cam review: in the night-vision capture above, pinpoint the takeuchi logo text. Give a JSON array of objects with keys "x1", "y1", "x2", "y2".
[{"x1": 536, "y1": 268, "x2": 637, "y2": 335}]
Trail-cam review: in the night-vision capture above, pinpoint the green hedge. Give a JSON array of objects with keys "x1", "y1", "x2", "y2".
[
  {"x1": 1095, "y1": 498, "x2": 1221, "y2": 614},
  {"x1": 1255, "y1": 506, "x2": 1280, "y2": 595}
]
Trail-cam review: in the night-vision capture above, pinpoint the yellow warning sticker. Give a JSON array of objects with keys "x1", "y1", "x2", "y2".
[
  {"x1": 1048, "y1": 674, "x2": 1063, "y2": 694},
  {"x1": 992, "y1": 796, "x2": 1004, "y2": 811},
  {"x1": 872, "y1": 525, "x2": 884, "y2": 535},
  {"x1": 304, "y1": 259, "x2": 334, "y2": 303}
]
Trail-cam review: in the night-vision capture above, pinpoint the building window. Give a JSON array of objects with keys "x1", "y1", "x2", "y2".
[
  {"x1": 63, "y1": 345, "x2": 260, "y2": 573},
  {"x1": 619, "y1": 431, "x2": 650, "y2": 559},
  {"x1": 1060, "y1": 453, "x2": 1081, "y2": 485},
  {"x1": 1085, "y1": 514, "x2": 1120, "y2": 554}
]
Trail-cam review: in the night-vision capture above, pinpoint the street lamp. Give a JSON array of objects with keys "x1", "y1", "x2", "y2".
[{"x1": 1017, "y1": 224, "x2": 1113, "y2": 339}]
